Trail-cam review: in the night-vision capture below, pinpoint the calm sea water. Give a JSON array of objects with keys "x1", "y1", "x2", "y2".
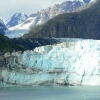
[{"x1": 0, "y1": 86, "x2": 100, "y2": 100}]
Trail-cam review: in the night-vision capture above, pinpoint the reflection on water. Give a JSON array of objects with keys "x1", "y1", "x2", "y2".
[{"x1": 0, "y1": 86, "x2": 100, "y2": 100}]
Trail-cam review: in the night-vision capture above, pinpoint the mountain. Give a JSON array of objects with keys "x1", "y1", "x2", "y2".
[
  {"x1": 6, "y1": 13, "x2": 28, "y2": 28},
  {"x1": 0, "y1": 19, "x2": 7, "y2": 35},
  {"x1": 22, "y1": 0, "x2": 100, "y2": 39},
  {"x1": 20, "y1": 0, "x2": 83, "y2": 28},
  {"x1": 74, "y1": 0, "x2": 96, "y2": 12},
  {"x1": 0, "y1": 18, "x2": 8, "y2": 25},
  {"x1": 1, "y1": 38, "x2": 100, "y2": 86},
  {"x1": 5, "y1": 0, "x2": 84, "y2": 38},
  {"x1": 0, "y1": 32, "x2": 59, "y2": 53},
  {"x1": 0, "y1": 34, "x2": 26, "y2": 52}
]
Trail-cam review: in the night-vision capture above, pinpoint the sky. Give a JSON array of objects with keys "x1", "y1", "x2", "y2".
[{"x1": 0, "y1": 0, "x2": 84, "y2": 20}]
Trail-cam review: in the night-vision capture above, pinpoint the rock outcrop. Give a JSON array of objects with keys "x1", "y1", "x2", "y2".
[{"x1": 0, "y1": 38, "x2": 100, "y2": 86}]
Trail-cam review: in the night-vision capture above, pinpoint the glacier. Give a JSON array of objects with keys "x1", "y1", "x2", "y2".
[{"x1": 0, "y1": 38, "x2": 100, "y2": 86}]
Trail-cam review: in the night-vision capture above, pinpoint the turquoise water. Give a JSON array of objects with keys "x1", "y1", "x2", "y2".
[{"x1": 0, "y1": 86, "x2": 100, "y2": 100}]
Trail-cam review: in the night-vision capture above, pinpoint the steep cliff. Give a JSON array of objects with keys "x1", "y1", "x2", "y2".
[{"x1": 0, "y1": 38, "x2": 100, "y2": 86}]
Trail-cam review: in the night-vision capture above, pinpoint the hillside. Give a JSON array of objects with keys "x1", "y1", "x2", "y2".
[
  {"x1": 0, "y1": 33, "x2": 59, "y2": 53},
  {"x1": 0, "y1": 34, "x2": 25, "y2": 52},
  {"x1": 23, "y1": 0, "x2": 100, "y2": 39}
]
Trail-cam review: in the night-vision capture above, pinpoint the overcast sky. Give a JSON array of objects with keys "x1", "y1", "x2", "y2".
[{"x1": 0, "y1": 0, "x2": 84, "y2": 19}]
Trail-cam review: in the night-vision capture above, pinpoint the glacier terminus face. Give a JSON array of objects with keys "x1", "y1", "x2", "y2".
[{"x1": 1, "y1": 38, "x2": 100, "y2": 86}]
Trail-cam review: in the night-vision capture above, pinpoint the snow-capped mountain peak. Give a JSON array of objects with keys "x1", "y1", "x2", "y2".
[
  {"x1": 6, "y1": 0, "x2": 84, "y2": 38},
  {"x1": 6, "y1": 13, "x2": 28, "y2": 28}
]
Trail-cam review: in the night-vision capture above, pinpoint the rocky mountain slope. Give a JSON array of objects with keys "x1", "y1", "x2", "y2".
[
  {"x1": 0, "y1": 38, "x2": 100, "y2": 86},
  {"x1": 0, "y1": 19, "x2": 7, "y2": 35},
  {"x1": 23, "y1": 0, "x2": 100, "y2": 39},
  {"x1": 6, "y1": 13, "x2": 28, "y2": 28},
  {"x1": 5, "y1": 0, "x2": 84, "y2": 38}
]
